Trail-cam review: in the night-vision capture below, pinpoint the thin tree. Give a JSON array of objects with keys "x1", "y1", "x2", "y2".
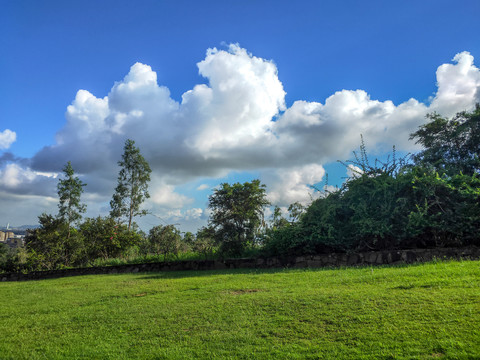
[
  {"x1": 110, "y1": 139, "x2": 152, "y2": 231},
  {"x1": 57, "y1": 161, "x2": 87, "y2": 238}
]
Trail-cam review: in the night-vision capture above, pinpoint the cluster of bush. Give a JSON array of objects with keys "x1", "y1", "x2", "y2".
[
  {"x1": 264, "y1": 106, "x2": 480, "y2": 256},
  {"x1": 0, "y1": 218, "x2": 217, "y2": 272},
  {"x1": 1, "y1": 106, "x2": 479, "y2": 272},
  {"x1": 264, "y1": 165, "x2": 480, "y2": 256}
]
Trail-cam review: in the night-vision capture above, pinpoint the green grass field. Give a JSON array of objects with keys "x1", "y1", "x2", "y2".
[{"x1": 1, "y1": 260, "x2": 479, "y2": 359}]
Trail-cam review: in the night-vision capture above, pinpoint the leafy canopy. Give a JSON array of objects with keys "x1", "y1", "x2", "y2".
[
  {"x1": 148, "y1": 225, "x2": 182, "y2": 260},
  {"x1": 208, "y1": 179, "x2": 269, "y2": 256},
  {"x1": 410, "y1": 104, "x2": 480, "y2": 176}
]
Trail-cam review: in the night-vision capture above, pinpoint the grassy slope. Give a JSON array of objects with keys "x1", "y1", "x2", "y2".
[{"x1": 0, "y1": 260, "x2": 479, "y2": 359}]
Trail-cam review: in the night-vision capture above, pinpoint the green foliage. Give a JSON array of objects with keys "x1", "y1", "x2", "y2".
[
  {"x1": 262, "y1": 223, "x2": 307, "y2": 257},
  {"x1": 79, "y1": 216, "x2": 140, "y2": 262},
  {"x1": 24, "y1": 213, "x2": 86, "y2": 270},
  {"x1": 0, "y1": 243, "x2": 13, "y2": 272},
  {"x1": 22, "y1": 214, "x2": 143, "y2": 271},
  {"x1": 262, "y1": 202, "x2": 309, "y2": 257},
  {"x1": 19, "y1": 162, "x2": 89, "y2": 271},
  {"x1": 57, "y1": 161, "x2": 86, "y2": 233},
  {"x1": 182, "y1": 231, "x2": 195, "y2": 247},
  {"x1": 287, "y1": 201, "x2": 306, "y2": 223},
  {"x1": 339, "y1": 134, "x2": 410, "y2": 177},
  {"x1": 110, "y1": 139, "x2": 152, "y2": 231},
  {"x1": 208, "y1": 179, "x2": 270, "y2": 256},
  {"x1": 0, "y1": 242, "x2": 8, "y2": 262},
  {"x1": 405, "y1": 169, "x2": 480, "y2": 247},
  {"x1": 8, "y1": 107, "x2": 480, "y2": 270},
  {"x1": 266, "y1": 122, "x2": 480, "y2": 256},
  {"x1": 300, "y1": 168, "x2": 480, "y2": 254},
  {"x1": 410, "y1": 104, "x2": 480, "y2": 175},
  {"x1": 270, "y1": 206, "x2": 290, "y2": 230},
  {"x1": 194, "y1": 226, "x2": 217, "y2": 259},
  {"x1": 148, "y1": 224, "x2": 182, "y2": 260}
]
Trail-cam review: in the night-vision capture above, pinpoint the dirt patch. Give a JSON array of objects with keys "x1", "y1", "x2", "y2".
[{"x1": 229, "y1": 289, "x2": 264, "y2": 295}]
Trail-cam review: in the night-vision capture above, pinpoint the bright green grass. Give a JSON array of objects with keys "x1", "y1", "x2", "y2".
[{"x1": 0, "y1": 260, "x2": 479, "y2": 359}]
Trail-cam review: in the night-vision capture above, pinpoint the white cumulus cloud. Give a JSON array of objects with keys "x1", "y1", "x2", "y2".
[
  {"x1": 2, "y1": 46, "x2": 480, "y2": 231},
  {"x1": 430, "y1": 52, "x2": 480, "y2": 117},
  {"x1": 30, "y1": 47, "x2": 480, "y2": 187},
  {"x1": 196, "y1": 184, "x2": 210, "y2": 191},
  {"x1": 346, "y1": 164, "x2": 364, "y2": 179},
  {"x1": 264, "y1": 164, "x2": 326, "y2": 206},
  {"x1": 151, "y1": 183, "x2": 194, "y2": 209},
  {"x1": 0, "y1": 163, "x2": 57, "y2": 196},
  {"x1": 0, "y1": 129, "x2": 16, "y2": 149}
]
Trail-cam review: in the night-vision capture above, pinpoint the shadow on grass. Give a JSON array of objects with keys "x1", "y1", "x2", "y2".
[
  {"x1": 134, "y1": 267, "x2": 291, "y2": 280},
  {"x1": 132, "y1": 258, "x2": 466, "y2": 281}
]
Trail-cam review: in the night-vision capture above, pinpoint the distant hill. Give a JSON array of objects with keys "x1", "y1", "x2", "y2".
[{"x1": 0, "y1": 225, "x2": 40, "y2": 234}]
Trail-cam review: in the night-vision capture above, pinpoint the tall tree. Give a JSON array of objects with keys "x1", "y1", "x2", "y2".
[
  {"x1": 57, "y1": 161, "x2": 87, "y2": 237},
  {"x1": 110, "y1": 139, "x2": 152, "y2": 231},
  {"x1": 208, "y1": 179, "x2": 269, "y2": 256}
]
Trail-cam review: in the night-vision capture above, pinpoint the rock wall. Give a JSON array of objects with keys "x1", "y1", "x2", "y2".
[{"x1": 2, "y1": 246, "x2": 479, "y2": 282}]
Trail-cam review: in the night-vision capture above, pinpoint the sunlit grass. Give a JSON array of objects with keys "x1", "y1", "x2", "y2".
[{"x1": 1, "y1": 260, "x2": 479, "y2": 359}]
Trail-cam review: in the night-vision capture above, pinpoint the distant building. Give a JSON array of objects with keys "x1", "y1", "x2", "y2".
[
  {"x1": 1, "y1": 231, "x2": 25, "y2": 248},
  {"x1": 0, "y1": 231, "x2": 14, "y2": 242},
  {"x1": 6, "y1": 235, "x2": 25, "y2": 249}
]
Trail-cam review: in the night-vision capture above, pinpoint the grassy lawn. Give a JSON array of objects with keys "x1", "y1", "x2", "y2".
[{"x1": 0, "y1": 260, "x2": 479, "y2": 359}]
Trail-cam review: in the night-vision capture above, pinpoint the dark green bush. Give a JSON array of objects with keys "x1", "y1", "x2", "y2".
[{"x1": 266, "y1": 167, "x2": 480, "y2": 257}]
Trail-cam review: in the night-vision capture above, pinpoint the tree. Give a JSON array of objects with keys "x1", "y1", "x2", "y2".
[
  {"x1": 183, "y1": 232, "x2": 195, "y2": 247},
  {"x1": 57, "y1": 161, "x2": 87, "y2": 237},
  {"x1": 410, "y1": 105, "x2": 480, "y2": 176},
  {"x1": 80, "y1": 216, "x2": 140, "y2": 261},
  {"x1": 110, "y1": 139, "x2": 152, "y2": 231},
  {"x1": 0, "y1": 242, "x2": 10, "y2": 270},
  {"x1": 22, "y1": 161, "x2": 88, "y2": 270},
  {"x1": 270, "y1": 206, "x2": 289, "y2": 229},
  {"x1": 195, "y1": 226, "x2": 216, "y2": 259},
  {"x1": 208, "y1": 179, "x2": 270, "y2": 256},
  {"x1": 24, "y1": 213, "x2": 85, "y2": 269},
  {"x1": 148, "y1": 225, "x2": 181, "y2": 260},
  {"x1": 287, "y1": 202, "x2": 305, "y2": 223},
  {"x1": 264, "y1": 129, "x2": 480, "y2": 258}
]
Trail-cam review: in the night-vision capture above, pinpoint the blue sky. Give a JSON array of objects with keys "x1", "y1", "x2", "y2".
[{"x1": 1, "y1": 0, "x2": 479, "y2": 231}]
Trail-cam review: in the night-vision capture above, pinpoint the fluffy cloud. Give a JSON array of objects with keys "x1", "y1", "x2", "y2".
[
  {"x1": 0, "y1": 191, "x2": 58, "y2": 228},
  {"x1": 2, "y1": 46, "x2": 480, "y2": 230},
  {"x1": 30, "y1": 47, "x2": 480, "y2": 185},
  {"x1": 0, "y1": 129, "x2": 16, "y2": 149},
  {"x1": 430, "y1": 52, "x2": 480, "y2": 117},
  {"x1": 273, "y1": 91, "x2": 428, "y2": 165},
  {"x1": 143, "y1": 207, "x2": 206, "y2": 233},
  {"x1": 0, "y1": 163, "x2": 57, "y2": 196},
  {"x1": 184, "y1": 44, "x2": 285, "y2": 154},
  {"x1": 264, "y1": 164, "x2": 326, "y2": 206},
  {"x1": 346, "y1": 164, "x2": 364, "y2": 179},
  {"x1": 196, "y1": 184, "x2": 210, "y2": 191},
  {"x1": 150, "y1": 183, "x2": 194, "y2": 209}
]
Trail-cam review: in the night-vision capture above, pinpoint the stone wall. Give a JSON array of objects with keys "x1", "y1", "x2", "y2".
[{"x1": 2, "y1": 246, "x2": 479, "y2": 282}]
